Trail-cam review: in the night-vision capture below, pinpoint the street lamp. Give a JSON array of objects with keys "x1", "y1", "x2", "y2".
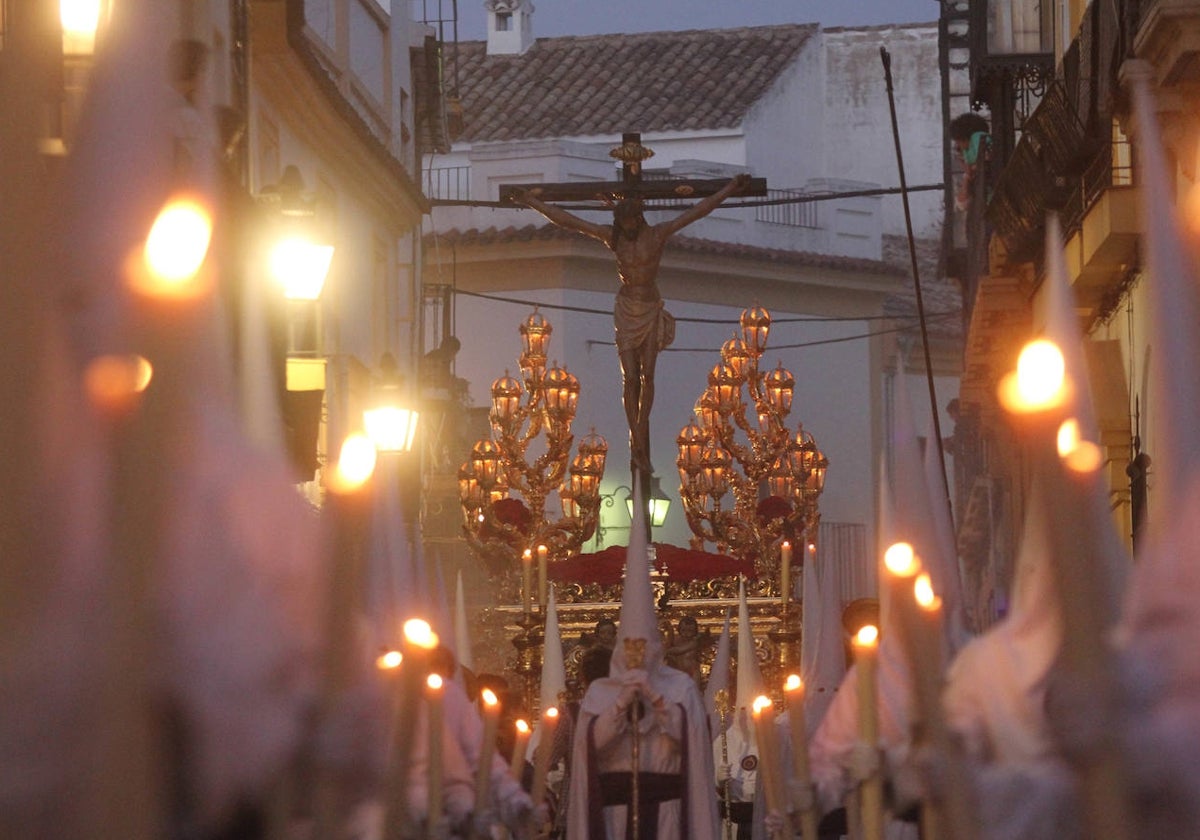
[
  {"x1": 363, "y1": 353, "x2": 419, "y2": 453},
  {"x1": 624, "y1": 474, "x2": 672, "y2": 527},
  {"x1": 60, "y1": 0, "x2": 105, "y2": 56},
  {"x1": 266, "y1": 166, "x2": 334, "y2": 303}
]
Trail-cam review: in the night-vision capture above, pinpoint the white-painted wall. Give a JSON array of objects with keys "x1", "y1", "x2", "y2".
[{"x1": 821, "y1": 25, "x2": 943, "y2": 240}]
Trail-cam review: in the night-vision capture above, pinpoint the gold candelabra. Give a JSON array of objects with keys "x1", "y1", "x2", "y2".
[
  {"x1": 459, "y1": 308, "x2": 608, "y2": 577},
  {"x1": 676, "y1": 304, "x2": 828, "y2": 598},
  {"x1": 457, "y1": 309, "x2": 608, "y2": 711}
]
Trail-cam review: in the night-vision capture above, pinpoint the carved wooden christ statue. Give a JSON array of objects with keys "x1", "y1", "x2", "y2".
[{"x1": 510, "y1": 154, "x2": 755, "y2": 476}]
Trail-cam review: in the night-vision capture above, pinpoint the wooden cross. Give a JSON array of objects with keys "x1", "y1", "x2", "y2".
[{"x1": 499, "y1": 132, "x2": 767, "y2": 204}]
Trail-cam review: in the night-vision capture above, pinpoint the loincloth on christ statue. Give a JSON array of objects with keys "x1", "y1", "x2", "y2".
[{"x1": 614, "y1": 284, "x2": 675, "y2": 355}]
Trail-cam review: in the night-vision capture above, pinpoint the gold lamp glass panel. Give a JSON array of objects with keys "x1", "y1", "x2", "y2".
[
  {"x1": 695, "y1": 389, "x2": 722, "y2": 431},
  {"x1": 767, "y1": 455, "x2": 793, "y2": 499},
  {"x1": 676, "y1": 421, "x2": 708, "y2": 474},
  {"x1": 700, "y1": 443, "x2": 731, "y2": 499},
  {"x1": 519, "y1": 309, "x2": 552, "y2": 358},
  {"x1": 578, "y1": 428, "x2": 609, "y2": 473},
  {"x1": 490, "y1": 371, "x2": 523, "y2": 421},
  {"x1": 542, "y1": 365, "x2": 574, "y2": 421},
  {"x1": 721, "y1": 336, "x2": 754, "y2": 382},
  {"x1": 470, "y1": 439, "x2": 503, "y2": 489},
  {"x1": 740, "y1": 305, "x2": 772, "y2": 355},
  {"x1": 709, "y1": 363, "x2": 741, "y2": 413},
  {"x1": 765, "y1": 363, "x2": 795, "y2": 415}
]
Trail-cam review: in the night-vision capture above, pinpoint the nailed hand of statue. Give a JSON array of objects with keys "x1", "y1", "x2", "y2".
[{"x1": 732, "y1": 172, "x2": 753, "y2": 192}]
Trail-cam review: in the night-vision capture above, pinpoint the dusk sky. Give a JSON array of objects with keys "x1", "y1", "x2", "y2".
[{"x1": 451, "y1": 0, "x2": 941, "y2": 40}]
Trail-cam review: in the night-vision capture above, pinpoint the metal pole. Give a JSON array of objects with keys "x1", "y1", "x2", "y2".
[{"x1": 879, "y1": 47, "x2": 955, "y2": 531}]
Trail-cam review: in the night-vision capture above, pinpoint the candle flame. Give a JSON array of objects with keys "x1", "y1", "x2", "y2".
[
  {"x1": 1057, "y1": 418, "x2": 1103, "y2": 473},
  {"x1": 84, "y1": 354, "x2": 153, "y2": 411},
  {"x1": 403, "y1": 618, "x2": 439, "y2": 649},
  {"x1": 543, "y1": 706, "x2": 559, "y2": 720},
  {"x1": 481, "y1": 687, "x2": 499, "y2": 707},
  {"x1": 523, "y1": 548, "x2": 533, "y2": 561},
  {"x1": 427, "y1": 673, "x2": 443, "y2": 690},
  {"x1": 914, "y1": 573, "x2": 938, "y2": 608},
  {"x1": 752, "y1": 695, "x2": 772, "y2": 714},
  {"x1": 781, "y1": 540, "x2": 791, "y2": 550},
  {"x1": 855, "y1": 625, "x2": 879, "y2": 647},
  {"x1": 808, "y1": 542, "x2": 816, "y2": 553},
  {"x1": 883, "y1": 542, "x2": 919, "y2": 577},
  {"x1": 329, "y1": 433, "x2": 376, "y2": 492},
  {"x1": 140, "y1": 197, "x2": 212, "y2": 295},
  {"x1": 998, "y1": 339, "x2": 1069, "y2": 414},
  {"x1": 376, "y1": 650, "x2": 403, "y2": 670},
  {"x1": 515, "y1": 719, "x2": 530, "y2": 734},
  {"x1": 784, "y1": 674, "x2": 802, "y2": 692}
]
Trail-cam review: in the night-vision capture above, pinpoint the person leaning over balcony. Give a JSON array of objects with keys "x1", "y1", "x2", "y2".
[{"x1": 950, "y1": 112, "x2": 992, "y2": 211}]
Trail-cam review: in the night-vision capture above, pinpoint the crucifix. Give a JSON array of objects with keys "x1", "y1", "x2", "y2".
[{"x1": 503, "y1": 133, "x2": 765, "y2": 512}]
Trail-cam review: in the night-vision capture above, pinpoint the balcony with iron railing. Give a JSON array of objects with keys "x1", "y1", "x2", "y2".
[{"x1": 977, "y1": 0, "x2": 1127, "y2": 264}]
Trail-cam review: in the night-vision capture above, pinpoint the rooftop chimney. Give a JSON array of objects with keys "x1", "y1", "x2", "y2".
[{"x1": 485, "y1": 0, "x2": 534, "y2": 55}]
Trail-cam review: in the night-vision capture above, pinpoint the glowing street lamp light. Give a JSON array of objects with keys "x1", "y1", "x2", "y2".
[
  {"x1": 625, "y1": 474, "x2": 672, "y2": 527},
  {"x1": 270, "y1": 236, "x2": 334, "y2": 301},
  {"x1": 363, "y1": 353, "x2": 419, "y2": 454},
  {"x1": 61, "y1": 0, "x2": 104, "y2": 56}
]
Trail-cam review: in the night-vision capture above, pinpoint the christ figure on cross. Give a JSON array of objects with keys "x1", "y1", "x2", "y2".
[{"x1": 516, "y1": 172, "x2": 751, "y2": 475}]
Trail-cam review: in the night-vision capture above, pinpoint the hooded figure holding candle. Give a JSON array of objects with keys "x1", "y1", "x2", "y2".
[{"x1": 566, "y1": 477, "x2": 720, "y2": 840}]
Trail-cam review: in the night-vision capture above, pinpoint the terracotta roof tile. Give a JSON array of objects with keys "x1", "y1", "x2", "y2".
[{"x1": 447, "y1": 25, "x2": 818, "y2": 142}]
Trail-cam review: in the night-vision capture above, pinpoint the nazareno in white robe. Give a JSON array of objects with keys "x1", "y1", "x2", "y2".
[{"x1": 567, "y1": 664, "x2": 719, "y2": 840}]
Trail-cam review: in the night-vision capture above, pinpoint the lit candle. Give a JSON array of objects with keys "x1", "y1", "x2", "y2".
[
  {"x1": 522, "y1": 549, "x2": 533, "y2": 615},
  {"x1": 853, "y1": 626, "x2": 883, "y2": 840},
  {"x1": 882, "y1": 541, "x2": 921, "y2": 675},
  {"x1": 132, "y1": 195, "x2": 214, "y2": 302},
  {"x1": 384, "y1": 619, "x2": 439, "y2": 840},
  {"x1": 752, "y1": 695, "x2": 785, "y2": 836},
  {"x1": 474, "y1": 687, "x2": 501, "y2": 819},
  {"x1": 509, "y1": 718, "x2": 531, "y2": 781},
  {"x1": 324, "y1": 434, "x2": 377, "y2": 696},
  {"x1": 537, "y1": 544, "x2": 549, "y2": 608},
  {"x1": 784, "y1": 675, "x2": 819, "y2": 840},
  {"x1": 912, "y1": 574, "x2": 980, "y2": 838},
  {"x1": 780, "y1": 540, "x2": 793, "y2": 607},
  {"x1": 529, "y1": 707, "x2": 560, "y2": 813},
  {"x1": 996, "y1": 338, "x2": 1071, "y2": 415},
  {"x1": 911, "y1": 573, "x2": 944, "y2": 714},
  {"x1": 426, "y1": 673, "x2": 445, "y2": 833}
]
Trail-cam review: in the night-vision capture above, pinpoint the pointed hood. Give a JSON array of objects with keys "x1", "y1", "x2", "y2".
[
  {"x1": 454, "y1": 570, "x2": 474, "y2": 673},
  {"x1": 704, "y1": 609, "x2": 733, "y2": 734},
  {"x1": 1131, "y1": 78, "x2": 1200, "y2": 534},
  {"x1": 611, "y1": 474, "x2": 662, "y2": 676},
  {"x1": 923, "y1": 420, "x2": 969, "y2": 649},
  {"x1": 801, "y1": 535, "x2": 846, "y2": 733},
  {"x1": 1040, "y1": 215, "x2": 1128, "y2": 610},
  {"x1": 363, "y1": 459, "x2": 410, "y2": 648},
  {"x1": 891, "y1": 365, "x2": 963, "y2": 638},
  {"x1": 528, "y1": 585, "x2": 567, "y2": 758},
  {"x1": 735, "y1": 577, "x2": 763, "y2": 708},
  {"x1": 540, "y1": 585, "x2": 567, "y2": 711},
  {"x1": 943, "y1": 476, "x2": 1062, "y2": 762},
  {"x1": 1116, "y1": 81, "x2": 1200, "y2": 706},
  {"x1": 1042, "y1": 215, "x2": 1101, "y2": 440}
]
